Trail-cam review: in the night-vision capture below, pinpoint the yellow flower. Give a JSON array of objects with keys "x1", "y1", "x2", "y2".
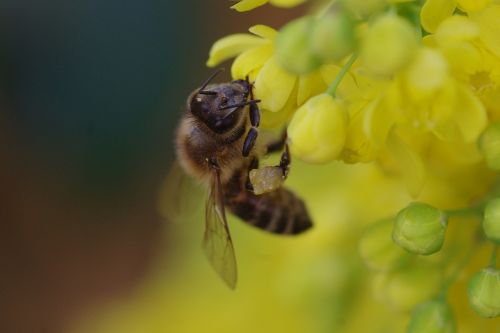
[
  {"x1": 76, "y1": 3, "x2": 500, "y2": 333},
  {"x1": 421, "y1": 0, "x2": 495, "y2": 33},
  {"x1": 207, "y1": 25, "x2": 356, "y2": 129},
  {"x1": 207, "y1": 25, "x2": 297, "y2": 127},
  {"x1": 360, "y1": 13, "x2": 419, "y2": 77},
  {"x1": 427, "y1": 10, "x2": 500, "y2": 117},
  {"x1": 420, "y1": 0, "x2": 457, "y2": 33},
  {"x1": 231, "y1": 0, "x2": 307, "y2": 12},
  {"x1": 287, "y1": 93, "x2": 348, "y2": 163}
]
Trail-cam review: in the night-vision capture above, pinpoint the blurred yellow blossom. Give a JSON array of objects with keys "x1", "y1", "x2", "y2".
[
  {"x1": 76, "y1": 2, "x2": 500, "y2": 333},
  {"x1": 203, "y1": 1, "x2": 500, "y2": 330},
  {"x1": 360, "y1": 13, "x2": 419, "y2": 77}
]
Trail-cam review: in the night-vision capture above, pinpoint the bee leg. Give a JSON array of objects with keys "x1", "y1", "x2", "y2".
[
  {"x1": 245, "y1": 157, "x2": 259, "y2": 192},
  {"x1": 242, "y1": 101, "x2": 260, "y2": 157},
  {"x1": 266, "y1": 130, "x2": 287, "y2": 154},
  {"x1": 279, "y1": 144, "x2": 291, "y2": 178}
]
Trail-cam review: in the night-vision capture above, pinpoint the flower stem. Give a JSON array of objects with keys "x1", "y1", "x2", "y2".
[
  {"x1": 326, "y1": 53, "x2": 358, "y2": 98},
  {"x1": 444, "y1": 202, "x2": 486, "y2": 218},
  {"x1": 439, "y1": 243, "x2": 479, "y2": 300},
  {"x1": 317, "y1": 0, "x2": 336, "y2": 18},
  {"x1": 490, "y1": 244, "x2": 498, "y2": 268}
]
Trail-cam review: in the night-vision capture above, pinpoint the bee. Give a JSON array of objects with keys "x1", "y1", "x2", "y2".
[{"x1": 171, "y1": 69, "x2": 313, "y2": 289}]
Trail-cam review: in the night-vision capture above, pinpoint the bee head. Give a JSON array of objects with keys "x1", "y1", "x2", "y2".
[{"x1": 189, "y1": 76, "x2": 257, "y2": 134}]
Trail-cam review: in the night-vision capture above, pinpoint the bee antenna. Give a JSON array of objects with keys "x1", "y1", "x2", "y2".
[
  {"x1": 220, "y1": 99, "x2": 261, "y2": 115},
  {"x1": 198, "y1": 68, "x2": 224, "y2": 95},
  {"x1": 198, "y1": 90, "x2": 218, "y2": 96}
]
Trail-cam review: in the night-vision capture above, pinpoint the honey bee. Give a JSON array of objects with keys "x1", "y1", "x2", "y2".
[{"x1": 171, "y1": 70, "x2": 313, "y2": 288}]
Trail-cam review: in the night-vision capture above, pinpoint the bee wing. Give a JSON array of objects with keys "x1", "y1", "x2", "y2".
[
  {"x1": 203, "y1": 166, "x2": 237, "y2": 289},
  {"x1": 157, "y1": 161, "x2": 203, "y2": 224}
]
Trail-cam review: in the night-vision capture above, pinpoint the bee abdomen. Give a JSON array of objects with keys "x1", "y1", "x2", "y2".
[{"x1": 226, "y1": 187, "x2": 312, "y2": 235}]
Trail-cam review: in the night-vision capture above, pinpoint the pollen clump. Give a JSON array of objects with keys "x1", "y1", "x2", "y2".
[{"x1": 249, "y1": 166, "x2": 284, "y2": 195}]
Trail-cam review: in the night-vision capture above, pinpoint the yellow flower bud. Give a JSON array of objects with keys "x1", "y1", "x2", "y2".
[
  {"x1": 483, "y1": 198, "x2": 500, "y2": 243},
  {"x1": 457, "y1": 0, "x2": 492, "y2": 12},
  {"x1": 479, "y1": 122, "x2": 500, "y2": 171},
  {"x1": 360, "y1": 14, "x2": 419, "y2": 77},
  {"x1": 310, "y1": 12, "x2": 356, "y2": 62},
  {"x1": 407, "y1": 301, "x2": 456, "y2": 333},
  {"x1": 405, "y1": 48, "x2": 449, "y2": 101},
  {"x1": 288, "y1": 94, "x2": 348, "y2": 163},
  {"x1": 467, "y1": 267, "x2": 500, "y2": 318},
  {"x1": 359, "y1": 218, "x2": 412, "y2": 271},
  {"x1": 276, "y1": 16, "x2": 321, "y2": 75},
  {"x1": 420, "y1": 0, "x2": 456, "y2": 33},
  {"x1": 393, "y1": 202, "x2": 447, "y2": 255},
  {"x1": 254, "y1": 57, "x2": 297, "y2": 113}
]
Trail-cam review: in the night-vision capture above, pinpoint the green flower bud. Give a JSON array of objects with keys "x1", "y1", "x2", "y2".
[
  {"x1": 310, "y1": 11, "x2": 356, "y2": 62},
  {"x1": 483, "y1": 198, "x2": 500, "y2": 243},
  {"x1": 359, "y1": 218, "x2": 411, "y2": 271},
  {"x1": 341, "y1": 0, "x2": 387, "y2": 18},
  {"x1": 373, "y1": 262, "x2": 442, "y2": 311},
  {"x1": 480, "y1": 122, "x2": 500, "y2": 170},
  {"x1": 276, "y1": 16, "x2": 321, "y2": 75},
  {"x1": 393, "y1": 202, "x2": 447, "y2": 255},
  {"x1": 407, "y1": 301, "x2": 456, "y2": 333},
  {"x1": 467, "y1": 267, "x2": 500, "y2": 318}
]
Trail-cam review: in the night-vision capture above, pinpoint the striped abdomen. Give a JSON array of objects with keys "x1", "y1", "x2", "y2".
[{"x1": 224, "y1": 180, "x2": 313, "y2": 235}]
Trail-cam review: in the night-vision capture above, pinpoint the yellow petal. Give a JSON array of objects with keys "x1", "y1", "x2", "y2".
[
  {"x1": 249, "y1": 25, "x2": 278, "y2": 40},
  {"x1": 457, "y1": 0, "x2": 492, "y2": 12},
  {"x1": 435, "y1": 15, "x2": 480, "y2": 45},
  {"x1": 231, "y1": 43, "x2": 273, "y2": 79},
  {"x1": 288, "y1": 94, "x2": 348, "y2": 163},
  {"x1": 454, "y1": 84, "x2": 487, "y2": 142},
  {"x1": 320, "y1": 64, "x2": 358, "y2": 99},
  {"x1": 405, "y1": 48, "x2": 449, "y2": 101},
  {"x1": 269, "y1": 0, "x2": 307, "y2": 7},
  {"x1": 420, "y1": 0, "x2": 457, "y2": 33},
  {"x1": 386, "y1": 131, "x2": 426, "y2": 197},
  {"x1": 231, "y1": 0, "x2": 268, "y2": 12},
  {"x1": 296, "y1": 70, "x2": 327, "y2": 106},
  {"x1": 471, "y1": 5, "x2": 500, "y2": 57},
  {"x1": 440, "y1": 41, "x2": 482, "y2": 77},
  {"x1": 430, "y1": 82, "x2": 462, "y2": 141},
  {"x1": 254, "y1": 57, "x2": 297, "y2": 112},
  {"x1": 422, "y1": 35, "x2": 438, "y2": 47},
  {"x1": 363, "y1": 87, "x2": 399, "y2": 146},
  {"x1": 260, "y1": 81, "x2": 298, "y2": 129},
  {"x1": 207, "y1": 34, "x2": 266, "y2": 67},
  {"x1": 430, "y1": 80, "x2": 457, "y2": 124},
  {"x1": 342, "y1": 104, "x2": 378, "y2": 163},
  {"x1": 360, "y1": 14, "x2": 418, "y2": 77}
]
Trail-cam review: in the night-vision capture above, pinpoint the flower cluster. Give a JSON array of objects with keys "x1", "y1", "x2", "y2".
[{"x1": 207, "y1": 0, "x2": 500, "y2": 331}]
